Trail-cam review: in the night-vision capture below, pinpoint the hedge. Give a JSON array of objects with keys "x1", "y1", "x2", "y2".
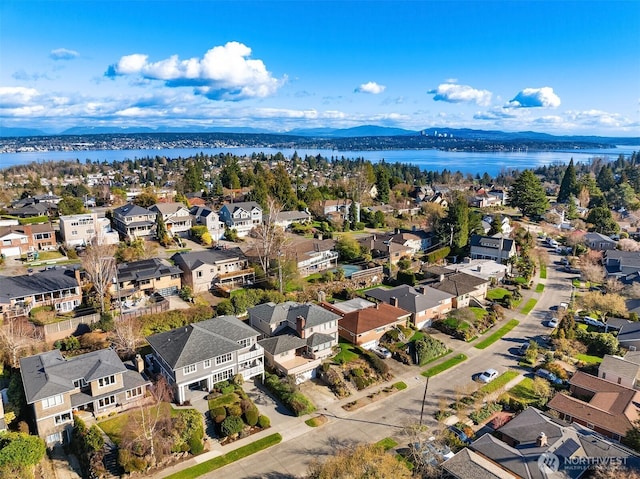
[{"x1": 426, "y1": 246, "x2": 451, "y2": 264}]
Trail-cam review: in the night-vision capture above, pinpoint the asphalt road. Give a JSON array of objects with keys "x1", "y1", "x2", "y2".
[{"x1": 204, "y1": 244, "x2": 574, "y2": 479}]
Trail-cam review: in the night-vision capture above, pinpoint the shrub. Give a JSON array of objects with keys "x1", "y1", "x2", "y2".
[
  {"x1": 469, "y1": 402, "x2": 503, "y2": 424},
  {"x1": 545, "y1": 362, "x2": 568, "y2": 380},
  {"x1": 426, "y1": 246, "x2": 451, "y2": 264},
  {"x1": 226, "y1": 403, "x2": 243, "y2": 417},
  {"x1": 244, "y1": 406, "x2": 259, "y2": 427},
  {"x1": 264, "y1": 372, "x2": 316, "y2": 416},
  {"x1": 211, "y1": 407, "x2": 226, "y2": 423},
  {"x1": 363, "y1": 351, "x2": 389, "y2": 376},
  {"x1": 414, "y1": 335, "x2": 448, "y2": 365},
  {"x1": 258, "y1": 415, "x2": 271, "y2": 428},
  {"x1": 220, "y1": 416, "x2": 245, "y2": 437},
  {"x1": 189, "y1": 435, "x2": 204, "y2": 455}
]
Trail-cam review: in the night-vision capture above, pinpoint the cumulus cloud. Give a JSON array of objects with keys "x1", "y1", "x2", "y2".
[
  {"x1": 50, "y1": 48, "x2": 79, "y2": 60},
  {"x1": 0, "y1": 86, "x2": 40, "y2": 108},
  {"x1": 428, "y1": 83, "x2": 492, "y2": 106},
  {"x1": 105, "y1": 41, "x2": 285, "y2": 101},
  {"x1": 355, "y1": 81, "x2": 386, "y2": 94},
  {"x1": 508, "y1": 87, "x2": 561, "y2": 108}
]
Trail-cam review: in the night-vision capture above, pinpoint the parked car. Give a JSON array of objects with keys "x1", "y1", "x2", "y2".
[
  {"x1": 546, "y1": 317, "x2": 559, "y2": 328},
  {"x1": 447, "y1": 426, "x2": 471, "y2": 445},
  {"x1": 478, "y1": 368, "x2": 499, "y2": 383},
  {"x1": 559, "y1": 302, "x2": 569, "y2": 311},
  {"x1": 584, "y1": 316, "x2": 606, "y2": 328},
  {"x1": 372, "y1": 345, "x2": 392, "y2": 359},
  {"x1": 536, "y1": 368, "x2": 564, "y2": 385}
]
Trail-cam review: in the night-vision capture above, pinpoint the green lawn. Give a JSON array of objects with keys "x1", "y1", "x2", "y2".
[
  {"x1": 163, "y1": 433, "x2": 282, "y2": 479},
  {"x1": 469, "y1": 307, "x2": 487, "y2": 320},
  {"x1": 409, "y1": 330, "x2": 426, "y2": 342},
  {"x1": 333, "y1": 341, "x2": 360, "y2": 364},
  {"x1": 478, "y1": 370, "x2": 519, "y2": 395},
  {"x1": 535, "y1": 283, "x2": 545, "y2": 293},
  {"x1": 504, "y1": 377, "x2": 539, "y2": 404},
  {"x1": 422, "y1": 354, "x2": 468, "y2": 377},
  {"x1": 486, "y1": 288, "x2": 510, "y2": 301},
  {"x1": 99, "y1": 402, "x2": 179, "y2": 445},
  {"x1": 575, "y1": 353, "x2": 603, "y2": 364},
  {"x1": 207, "y1": 392, "x2": 241, "y2": 410},
  {"x1": 539, "y1": 262, "x2": 547, "y2": 279},
  {"x1": 572, "y1": 278, "x2": 581, "y2": 288},
  {"x1": 26, "y1": 250, "x2": 63, "y2": 261},
  {"x1": 520, "y1": 298, "x2": 537, "y2": 315},
  {"x1": 376, "y1": 437, "x2": 398, "y2": 451},
  {"x1": 474, "y1": 319, "x2": 519, "y2": 350}
]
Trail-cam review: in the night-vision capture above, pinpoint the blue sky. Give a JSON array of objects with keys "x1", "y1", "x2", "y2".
[{"x1": 1, "y1": 0, "x2": 639, "y2": 136}]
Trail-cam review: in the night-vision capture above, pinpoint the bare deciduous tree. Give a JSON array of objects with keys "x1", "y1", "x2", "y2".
[
  {"x1": 81, "y1": 240, "x2": 116, "y2": 313},
  {"x1": 619, "y1": 238, "x2": 640, "y2": 251},
  {"x1": 0, "y1": 318, "x2": 41, "y2": 368},
  {"x1": 111, "y1": 315, "x2": 142, "y2": 358},
  {"x1": 250, "y1": 197, "x2": 287, "y2": 277}
]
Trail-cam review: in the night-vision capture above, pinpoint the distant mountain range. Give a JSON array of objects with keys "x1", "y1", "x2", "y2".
[{"x1": 1, "y1": 124, "x2": 638, "y2": 145}]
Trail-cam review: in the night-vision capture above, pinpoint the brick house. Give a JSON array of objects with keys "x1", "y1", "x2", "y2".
[{"x1": 0, "y1": 223, "x2": 56, "y2": 257}]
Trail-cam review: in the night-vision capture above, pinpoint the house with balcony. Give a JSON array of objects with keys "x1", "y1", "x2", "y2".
[
  {"x1": 112, "y1": 258, "x2": 182, "y2": 299},
  {"x1": 365, "y1": 284, "x2": 453, "y2": 329},
  {"x1": 0, "y1": 267, "x2": 82, "y2": 319},
  {"x1": 149, "y1": 202, "x2": 192, "y2": 237},
  {"x1": 249, "y1": 301, "x2": 340, "y2": 383},
  {"x1": 112, "y1": 203, "x2": 157, "y2": 239},
  {"x1": 219, "y1": 201, "x2": 262, "y2": 237},
  {"x1": 20, "y1": 348, "x2": 150, "y2": 445},
  {"x1": 290, "y1": 238, "x2": 339, "y2": 277},
  {"x1": 322, "y1": 199, "x2": 351, "y2": 223},
  {"x1": 171, "y1": 248, "x2": 255, "y2": 293},
  {"x1": 190, "y1": 205, "x2": 225, "y2": 243},
  {"x1": 146, "y1": 315, "x2": 264, "y2": 404},
  {"x1": 0, "y1": 223, "x2": 56, "y2": 257},
  {"x1": 422, "y1": 270, "x2": 489, "y2": 309},
  {"x1": 59, "y1": 213, "x2": 119, "y2": 247},
  {"x1": 470, "y1": 234, "x2": 516, "y2": 263}
]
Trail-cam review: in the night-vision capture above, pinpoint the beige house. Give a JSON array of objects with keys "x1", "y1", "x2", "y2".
[
  {"x1": 20, "y1": 349, "x2": 149, "y2": 445},
  {"x1": 59, "y1": 213, "x2": 118, "y2": 247},
  {"x1": 150, "y1": 202, "x2": 192, "y2": 237},
  {"x1": 112, "y1": 258, "x2": 182, "y2": 299},
  {"x1": 598, "y1": 351, "x2": 640, "y2": 389},
  {"x1": 112, "y1": 203, "x2": 156, "y2": 239},
  {"x1": 171, "y1": 248, "x2": 254, "y2": 293}
]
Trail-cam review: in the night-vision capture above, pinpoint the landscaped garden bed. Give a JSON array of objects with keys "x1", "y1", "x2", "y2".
[
  {"x1": 342, "y1": 382, "x2": 407, "y2": 411},
  {"x1": 433, "y1": 306, "x2": 501, "y2": 341},
  {"x1": 207, "y1": 380, "x2": 271, "y2": 445}
]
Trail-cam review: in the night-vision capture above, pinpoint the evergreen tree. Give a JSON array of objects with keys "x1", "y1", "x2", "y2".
[
  {"x1": 183, "y1": 161, "x2": 204, "y2": 193},
  {"x1": 586, "y1": 206, "x2": 620, "y2": 235},
  {"x1": 443, "y1": 191, "x2": 469, "y2": 250},
  {"x1": 155, "y1": 214, "x2": 171, "y2": 246},
  {"x1": 596, "y1": 164, "x2": 616, "y2": 192},
  {"x1": 375, "y1": 166, "x2": 390, "y2": 204},
  {"x1": 489, "y1": 214, "x2": 503, "y2": 235},
  {"x1": 509, "y1": 170, "x2": 549, "y2": 217},
  {"x1": 557, "y1": 158, "x2": 579, "y2": 203}
]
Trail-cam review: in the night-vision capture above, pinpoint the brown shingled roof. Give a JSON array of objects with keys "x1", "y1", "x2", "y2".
[{"x1": 339, "y1": 303, "x2": 411, "y2": 335}]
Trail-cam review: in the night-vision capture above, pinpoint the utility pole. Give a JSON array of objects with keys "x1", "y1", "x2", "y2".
[
  {"x1": 419, "y1": 375, "x2": 430, "y2": 427},
  {"x1": 278, "y1": 249, "x2": 283, "y2": 295}
]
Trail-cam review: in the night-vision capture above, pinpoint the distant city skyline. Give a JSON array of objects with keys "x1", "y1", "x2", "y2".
[{"x1": 1, "y1": 1, "x2": 639, "y2": 136}]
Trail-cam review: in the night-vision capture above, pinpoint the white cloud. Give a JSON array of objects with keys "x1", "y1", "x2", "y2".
[
  {"x1": 428, "y1": 83, "x2": 492, "y2": 106},
  {"x1": 0, "y1": 86, "x2": 40, "y2": 107},
  {"x1": 508, "y1": 87, "x2": 561, "y2": 108},
  {"x1": 50, "y1": 48, "x2": 80, "y2": 60},
  {"x1": 355, "y1": 81, "x2": 386, "y2": 94},
  {"x1": 106, "y1": 42, "x2": 285, "y2": 101}
]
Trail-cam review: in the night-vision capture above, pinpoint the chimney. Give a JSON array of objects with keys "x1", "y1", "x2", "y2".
[
  {"x1": 536, "y1": 432, "x2": 548, "y2": 447},
  {"x1": 296, "y1": 315, "x2": 306, "y2": 339},
  {"x1": 390, "y1": 297, "x2": 398, "y2": 308},
  {"x1": 135, "y1": 354, "x2": 144, "y2": 373},
  {"x1": 317, "y1": 290, "x2": 326, "y2": 303},
  {"x1": 439, "y1": 274, "x2": 445, "y2": 282}
]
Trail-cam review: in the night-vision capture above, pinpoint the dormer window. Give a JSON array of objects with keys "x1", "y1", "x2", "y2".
[
  {"x1": 73, "y1": 378, "x2": 87, "y2": 388},
  {"x1": 98, "y1": 375, "x2": 116, "y2": 388}
]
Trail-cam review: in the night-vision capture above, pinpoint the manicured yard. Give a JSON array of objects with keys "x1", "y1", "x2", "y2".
[
  {"x1": 474, "y1": 319, "x2": 519, "y2": 350},
  {"x1": 469, "y1": 307, "x2": 487, "y2": 320},
  {"x1": 520, "y1": 298, "x2": 537, "y2": 315},
  {"x1": 26, "y1": 250, "x2": 63, "y2": 261},
  {"x1": 422, "y1": 354, "x2": 468, "y2": 377},
  {"x1": 99, "y1": 402, "x2": 180, "y2": 445},
  {"x1": 305, "y1": 415, "x2": 328, "y2": 427},
  {"x1": 163, "y1": 433, "x2": 283, "y2": 479},
  {"x1": 535, "y1": 283, "x2": 545, "y2": 293},
  {"x1": 478, "y1": 370, "x2": 519, "y2": 395},
  {"x1": 539, "y1": 262, "x2": 547, "y2": 279},
  {"x1": 376, "y1": 437, "x2": 398, "y2": 451},
  {"x1": 487, "y1": 288, "x2": 510, "y2": 301},
  {"x1": 575, "y1": 353, "x2": 603, "y2": 364},
  {"x1": 333, "y1": 341, "x2": 361, "y2": 364},
  {"x1": 503, "y1": 377, "x2": 539, "y2": 405}
]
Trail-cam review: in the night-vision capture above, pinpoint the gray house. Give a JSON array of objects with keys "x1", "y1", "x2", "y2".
[
  {"x1": 112, "y1": 203, "x2": 157, "y2": 239},
  {"x1": 604, "y1": 250, "x2": 640, "y2": 281},
  {"x1": 20, "y1": 349, "x2": 149, "y2": 445},
  {"x1": 190, "y1": 205, "x2": 225, "y2": 242},
  {"x1": 469, "y1": 234, "x2": 516, "y2": 263},
  {"x1": 146, "y1": 315, "x2": 264, "y2": 404},
  {"x1": 584, "y1": 232, "x2": 617, "y2": 251}
]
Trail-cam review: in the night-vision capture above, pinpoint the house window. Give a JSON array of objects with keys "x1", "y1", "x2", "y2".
[
  {"x1": 587, "y1": 422, "x2": 594, "y2": 429},
  {"x1": 204, "y1": 359, "x2": 211, "y2": 368},
  {"x1": 125, "y1": 386, "x2": 144, "y2": 400},
  {"x1": 42, "y1": 394, "x2": 64, "y2": 409},
  {"x1": 73, "y1": 378, "x2": 87, "y2": 388},
  {"x1": 98, "y1": 375, "x2": 116, "y2": 388},
  {"x1": 212, "y1": 369, "x2": 233, "y2": 384},
  {"x1": 46, "y1": 432, "x2": 63, "y2": 445},
  {"x1": 98, "y1": 395, "x2": 116, "y2": 408},
  {"x1": 196, "y1": 271, "x2": 203, "y2": 278},
  {"x1": 54, "y1": 412, "x2": 72, "y2": 425},
  {"x1": 618, "y1": 377, "x2": 622, "y2": 384},
  {"x1": 602, "y1": 372, "x2": 606, "y2": 379},
  {"x1": 237, "y1": 338, "x2": 251, "y2": 348},
  {"x1": 183, "y1": 364, "x2": 197, "y2": 375},
  {"x1": 216, "y1": 353, "x2": 233, "y2": 365}
]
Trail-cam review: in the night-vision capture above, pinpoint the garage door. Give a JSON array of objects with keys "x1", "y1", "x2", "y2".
[
  {"x1": 360, "y1": 340, "x2": 378, "y2": 351},
  {"x1": 1, "y1": 246, "x2": 21, "y2": 257},
  {"x1": 157, "y1": 286, "x2": 178, "y2": 296},
  {"x1": 295, "y1": 368, "x2": 317, "y2": 384}
]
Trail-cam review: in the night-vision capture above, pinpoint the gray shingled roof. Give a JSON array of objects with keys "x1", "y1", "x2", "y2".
[
  {"x1": 259, "y1": 335, "x2": 307, "y2": 355},
  {"x1": 426, "y1": 272, "x2": 488, "y2": 297},
  {"x1": 222, "y1": 201, "x2": 261, "y2": 214},
  {"x1": 0, "y1": 267, "x2": 79, "y2": 303},
  {"x1": 248, "y1": 301, "x2": 340, "y2": 329},
  {"x1": 306, "y1": 332, "x2": 334, "y2": 348},
  {"x1": 113, "y1": 203, "x2": 155, "y2": 217},
  {"x1": 471, "y1": 434, "x2": 530, "y2": 479},
  {"x1": 116, "y1": 258, "x2": 182, "y2": 283},
  {"x1": 20, "y1": 349, "x2": 127, "y2": 404},
  {"x1": 365, "y1": 284, "x2": 452, "y2": 314},
  {"x1": 146, "y1": 315, "x2": 258, "y2": 369},
  {"x1": 171, "y1": 248, "x2": 246, "y2": 271},
  {"x1": 442, "y1": 448, "x2": 515, "y2": 479}
]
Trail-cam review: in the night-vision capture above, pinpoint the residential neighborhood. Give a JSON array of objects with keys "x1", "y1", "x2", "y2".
[{"x1": 0, "y1": 148, "x2": 639, "y2": 479}]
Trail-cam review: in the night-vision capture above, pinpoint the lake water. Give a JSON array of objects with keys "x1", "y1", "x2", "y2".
[{"x1": 0, "y1": 145, "x2": 637, "y2": 176}]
